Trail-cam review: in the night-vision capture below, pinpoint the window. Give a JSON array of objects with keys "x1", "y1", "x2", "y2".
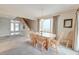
[
  {"x1": 11, "y1": 23, "x2": 14, "y2": 31},
  {"x1": 10, "y1": 20, "x2": 20, "y2": 35},
  {"x1": 39, "y1": 18, "x2": 53, "y2": 36},
  {"x1": 15, "y1": 23, "x2": 20, "y2": 31}
]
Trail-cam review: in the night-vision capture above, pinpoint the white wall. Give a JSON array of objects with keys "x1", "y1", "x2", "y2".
[
  {"x1": 0, "y1": 17, "x2": 26, "y2": 37},
  {"x1": 0, "y1": 17, "x2": 10, "y2": 37},
  {"x1": 57, "y1": 10, "x2": 77, "y2": 50},
  {"x1": 29, "y1": 20, "x2": 39, "y2": 32},
  {"x1": 57, "y1": 10, "x2": 76, "y2": 39}
]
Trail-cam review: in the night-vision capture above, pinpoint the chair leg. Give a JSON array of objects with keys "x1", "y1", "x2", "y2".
[
  {"x1": 32, "y1": 41, "x2": 34, "y2": 46},
  {"x1": 55, "y1": 46, "x2": 59, "y2": 54},
  {"x1": 66, "y1": 41, "x2": 69, "y2": 48},
  {"x1": 41, "y1": 45, "x2": 44, "y2": 52},
  {"x1": 36, "y1": 43, "x2": 38, "y2": 48}
]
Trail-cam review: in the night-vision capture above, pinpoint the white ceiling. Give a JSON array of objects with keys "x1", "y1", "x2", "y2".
[{"x1": 0, "y1": 4, "x2": 78, "y2": 20}]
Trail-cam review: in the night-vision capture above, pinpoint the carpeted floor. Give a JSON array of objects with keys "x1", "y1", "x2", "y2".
[{"x1": 0, "y1": 35, "x2": 78, "y2": 55}]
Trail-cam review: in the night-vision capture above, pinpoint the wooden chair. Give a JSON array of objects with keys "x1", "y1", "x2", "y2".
[
  {"x1": 30, "y1": 31, "x2": 48, "y2": 51},
  {"x1": 30, "y1": 31, "x2": 37, "y2": 47},
  {"x1": 62, "y1": 31, "x2": 73, "y2": 48},
  {"x1": 36, "y1": 35, "x2": 48, "y2": 51},
  {"x1": 48, "y1": 32, "x2": 64, "y2": 53}
]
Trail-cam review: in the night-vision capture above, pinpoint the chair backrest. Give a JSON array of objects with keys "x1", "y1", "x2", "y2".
[
  {"x1": 57, "y1": 32, "x2": 64, "y2": 45},
  {"x1": 65, "y1": 31, "x2": 73, "y2": 43},
  {"x1": 58, "y1": 32, "x2": 64, "y2": 40},
  {"x1": 29, "y1": 31, "x2": 36, "y2": 40}
]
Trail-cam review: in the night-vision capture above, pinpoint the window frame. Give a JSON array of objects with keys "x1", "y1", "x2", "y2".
[
  {"x1": 39, "y1": 18, "x2": 53, "y2": 35},
  {"x1": 10, "y1": 20, "x2": 20, "y2": 35}
]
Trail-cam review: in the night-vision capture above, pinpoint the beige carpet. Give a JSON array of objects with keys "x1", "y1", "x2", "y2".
[{"x1": 0, "y1": 35, "x2": 78, "y2": 55}]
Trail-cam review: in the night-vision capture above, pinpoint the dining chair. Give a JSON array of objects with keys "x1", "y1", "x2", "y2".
[
  {"x1": 30, "y1": 31, "x2": 37, "y2": 47},
  {"x1": 61, "y1": 31, "x2": 73, "y2": 48},
  {"x1": 48, "y1": 32, "x2": 64, "y2": 54},
  {"x1": 36, "y1": 35, "x2": 48, "y2": 51}
]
